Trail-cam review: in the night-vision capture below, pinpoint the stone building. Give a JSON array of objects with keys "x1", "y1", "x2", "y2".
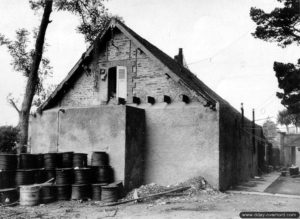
[
  {"x1": 29, "y1": 19, "x2": 267, "y2": 191},
  {"x1": 275, "y1": 132, "x2": 300, "y2": 167}
]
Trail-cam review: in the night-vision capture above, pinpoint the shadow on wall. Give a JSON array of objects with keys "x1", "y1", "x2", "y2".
[{"x1": 219, "y1": 103, "x2": 265, "y2": 191}]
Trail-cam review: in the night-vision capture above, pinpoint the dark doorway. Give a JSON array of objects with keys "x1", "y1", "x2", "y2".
[
  {"x1": 108, "y1": 67, "x2": 117, "y2": 101},
  {"x1": 291, "y1": 146, "x2": 296, "y2": 165}
]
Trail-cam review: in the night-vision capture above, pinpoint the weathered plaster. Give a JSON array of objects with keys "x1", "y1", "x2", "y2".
[
  {"x1": 129, "y1": 102, "x2": 220, "y2": 188},
  {"x1": 29, "y1": 105, "x2": 145, "y2": 191}
]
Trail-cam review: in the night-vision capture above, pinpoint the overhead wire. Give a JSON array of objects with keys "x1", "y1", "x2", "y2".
[
  {"x1": 259, "y1": 96, "x2": 278, "y2": 109},
  {"x1": 257, "y1": 93, "x2": 276, "y2": 108},
  {"x1": 254, "y1": 116, "x2": 276, "y2": 122},
  {"x1": 242, "y1": 128, "x2": 268, "y2": 143},
  {"x1": 184, "y1": 30, "x2": 280, "y2": 123},
  {"x1": 187, "y1": 31, "x2": 249, "y2": 65}
]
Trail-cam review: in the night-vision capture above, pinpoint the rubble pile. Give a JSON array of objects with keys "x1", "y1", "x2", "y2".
[
  {"x1": 177, "y1": 176, "x2": 215, "y2": 195},
  {"x1": 123, "y1": 176, "x2": 217, "y2": 202},
  {"x1": 124, "y1": 183, "x2": 168, "y2": 201}
]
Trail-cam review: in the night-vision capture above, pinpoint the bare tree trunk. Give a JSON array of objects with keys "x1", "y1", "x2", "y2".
[{"x1": 17, "y1": 0, "x2": 53, "y2": 153}]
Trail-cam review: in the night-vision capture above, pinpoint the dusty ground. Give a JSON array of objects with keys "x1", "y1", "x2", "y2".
[
  {"x1": 1, "y1": 192, "x2": 299, "y2": 219},
  {"x1": 265, "y1": 175, "x2": 300, "y2": 196},
  {"x1": 1, "y1": 174, "x2": 299, "y2": 219}
]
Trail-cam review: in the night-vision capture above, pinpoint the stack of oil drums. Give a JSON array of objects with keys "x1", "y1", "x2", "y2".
[
  {"x1": 0, "y1": 151, "x2": 120, "y2": 205},
  {"x1": 90, "y1": 151, "x2": 119, "y2": 202},
  {"x1": 71, "y1": 153, "x2": 90, "y2": 200},
  {"x1": 17, "y1": 153, "x2": 40, "y2": 187},
  {"x1": 53, "y1": 152, "x2": 73, "y2": 201},
  {"x1": 0, "y1": 154, "x2": 19, "y2": 205},
  {"x1": 32, "y1": 152, "x2": 90, "y2": 203},
  {"x1": 70, "y1": 151, "x2": 114, "y2": 201}
]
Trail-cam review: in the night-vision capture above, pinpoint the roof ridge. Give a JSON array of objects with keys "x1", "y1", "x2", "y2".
[
  {"x1": 40, "y1": 18, "x2": 233, "y2": 111},
  {"x1": 115, "y1": 20, "x2": 229, "y2": 106}
]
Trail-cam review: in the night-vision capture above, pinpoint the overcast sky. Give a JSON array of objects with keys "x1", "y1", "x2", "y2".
[{"x1": 0, "y1": 0, "x2": 299, "y2": 126}]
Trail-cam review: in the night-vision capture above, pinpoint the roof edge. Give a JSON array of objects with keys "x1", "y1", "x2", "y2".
[{"x1": 38, "y1": 19, "x2": 116, "y2": 112}]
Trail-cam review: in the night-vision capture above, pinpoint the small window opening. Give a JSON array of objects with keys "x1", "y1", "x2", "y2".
[{"x1": 108, "y1": 67, "x2": 117, "y2": 101}]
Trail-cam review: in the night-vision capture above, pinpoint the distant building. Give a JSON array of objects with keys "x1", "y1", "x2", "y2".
[{"x1": 275, "y1": 132, "x2": 300, "y2": 167}]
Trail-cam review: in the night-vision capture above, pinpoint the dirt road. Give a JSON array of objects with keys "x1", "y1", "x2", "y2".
[
  {"x1": 265, "y1": 176, "x2": 300, "y2": 196},
  {"x1": 1, "y1": 192, "x2": 299, "y2": 219}
]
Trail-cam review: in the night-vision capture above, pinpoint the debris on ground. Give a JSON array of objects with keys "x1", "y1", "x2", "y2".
[
  {"x1": 0, "y1": 176, "x2": 221, "y2": 218},
  {"x1": 122, "y1": 176, "x2": 218, "y2": 203},
  {"x1": 124, "y1": 183, "x2": 168, "y2": 201},
  {"x1": 101, "y1": 186, "x2": 191, "y2": 207},
  {"x1": 177, "y1": 176, "x2": 217, "y2": 195}
]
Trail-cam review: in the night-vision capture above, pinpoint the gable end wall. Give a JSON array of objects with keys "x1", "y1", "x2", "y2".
[{"x1": 53, "y1": 31, "x2": 205, "y2": 108}]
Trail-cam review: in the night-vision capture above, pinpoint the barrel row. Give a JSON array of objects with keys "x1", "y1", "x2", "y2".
[
  {"x1": 0, "y1": 151, "x2": 118, "y2": 206},
  {"x1": 0, "y1": 183, "x2": 120, "y2": 206},
  {"x1": 55, "y1": 166, "x2": 114, "y2": 185},
  {"x1": 0, "y1": 151, "x2": 111, "y2": 171},
  {"x1": 0, "y1": 152, "x2": 87, "y2": 170},
  {"x1": 39, "y1": 183, "x2": 122, "y2": 204},
  {"x1": 0, "y1": 166, "x2": 114, "y2": 189},
  {"x1": 20, "y1": 183, "x2": 120, "y2": 206}
]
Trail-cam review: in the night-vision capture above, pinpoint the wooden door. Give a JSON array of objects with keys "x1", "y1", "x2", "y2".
[{"x1": 116, "y1": 66, "x2": 127, "y2": 100}]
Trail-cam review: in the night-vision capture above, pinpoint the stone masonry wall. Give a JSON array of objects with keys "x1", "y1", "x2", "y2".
[
  {"x1": 54, "y1": 29, "x2": 203, "y2": 108},
  {"x1": 60, "y1": 72, "x2": 99, "y2": 107}
]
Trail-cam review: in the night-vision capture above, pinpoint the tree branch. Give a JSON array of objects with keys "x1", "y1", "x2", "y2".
[
  {"x1": 78, "y1": 0, "x2": 94, "y2": 15},
  {"x1": 292, "y1": 27, "x2": 300, "y2": 34},
  {"x1": 8, "y1": 98, "x2": 20, "y2": 114},
  {"x1": 76, "y1": 1, "x2": 89, "y2": 27},
  {"x1": 290, "y1": 31, "x2": 300, "y2": 40}
]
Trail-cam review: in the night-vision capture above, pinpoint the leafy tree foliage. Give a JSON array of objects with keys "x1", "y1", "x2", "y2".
[
  {"x1": 262, "y1": 119, "x2": 278, "y2": 142},
  {"x1": 277, "y1": 108, "x2": 300, "y2": 132},
  {"x1": 250, "y1": 0, "x2": 300, "y2": 113},
  {"x1": 277, "y1": 109, "x2": 294, "y2": 126},
  {"x1": 0, "y1": 0, "x2": 113, "y2": 152},
  {"x1": 0, "y1": 126, "x2": 19, "y2": 153},
  {"x1": 0, "y1": 29, "x2": 53, "y2": 109},
  {"x1": 32, "y1": 84, "x2": 57, "y2": 108},
  {"x1": 29, "y1": 0, "x2": 112, "y2": 43},
  {"x1": 273, "y1": 60, "x2": 300, "y2": 113},
  {"x1": 250, "y1": 0, "x2": 300, "y2": 47}
]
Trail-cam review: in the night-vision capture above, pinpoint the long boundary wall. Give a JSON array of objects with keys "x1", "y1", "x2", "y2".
[{"x1": 219, "y1": 103, "x2": 263, "y2": 190}]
